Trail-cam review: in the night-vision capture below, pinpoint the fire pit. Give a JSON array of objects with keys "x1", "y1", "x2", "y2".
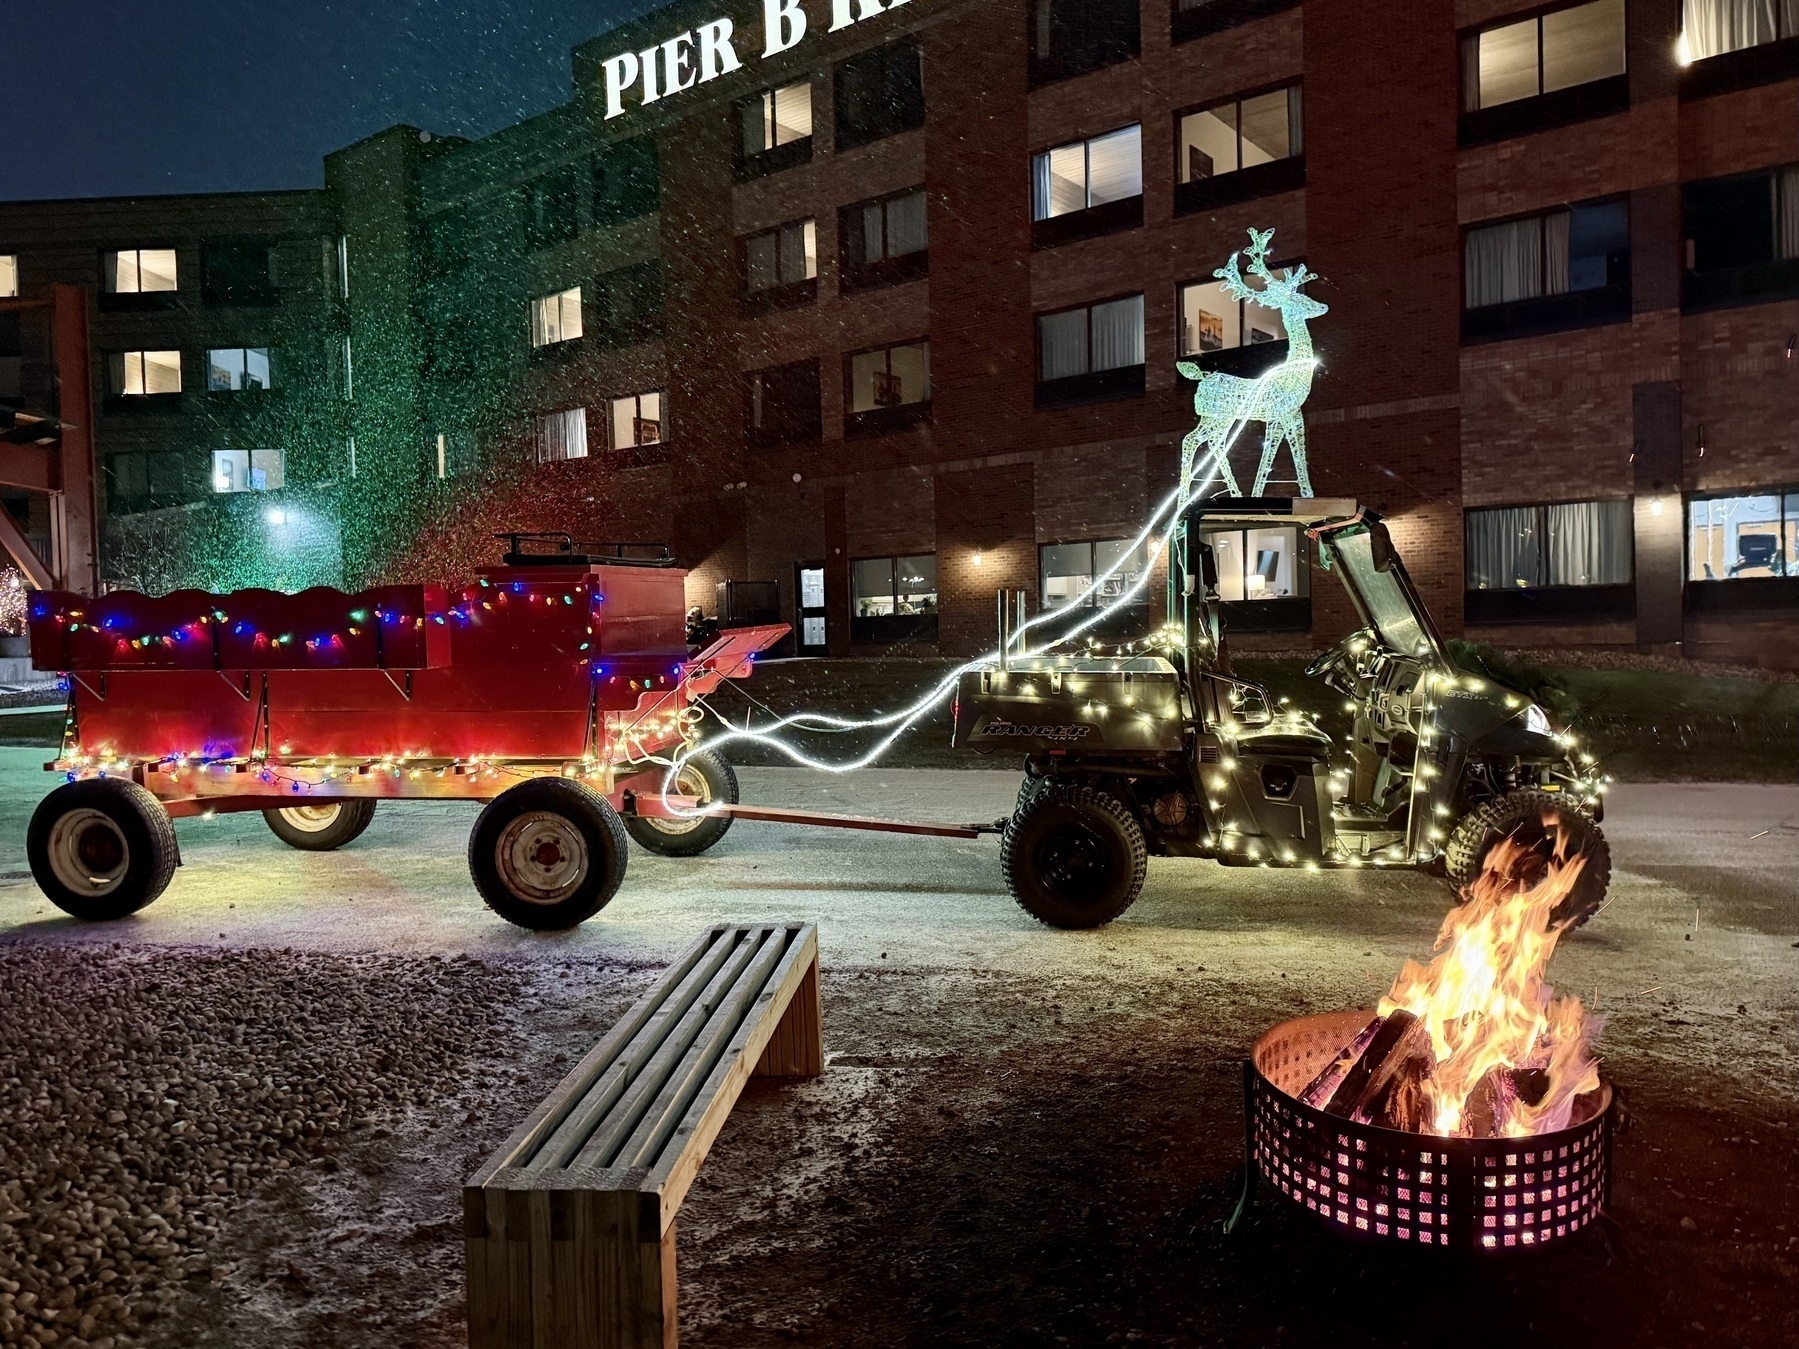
[
  {"x1": 1237, "y1": 827, "x2": 1617, "y2": 1252},
  {"x1": 1243, "y1": 1012, "x2": 1613, "y2": 1251}
]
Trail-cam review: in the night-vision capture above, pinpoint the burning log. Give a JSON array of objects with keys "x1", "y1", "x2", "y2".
[
  {"x1": 1320, "y1": 1010, "x2": 1434, "y2": 1123},
  {"x1": 1463, "y1": 1066, "x2": 1553, "y2": 1138},
  {"x1": 1298, "y1": 1015, "x2": 1381, "y2": 1108}
]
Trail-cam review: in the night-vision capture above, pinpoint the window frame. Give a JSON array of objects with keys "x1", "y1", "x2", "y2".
[
  {"x1": 205, "y1": 347, "x2": 276, "y2": 394},
  {"x1": 1172, "y1": 82, "x2": 1307, "y2": 214},
  {"x1": 735, "y1": 80, "x2": 815, "y2": 180},
  {"x1": 834, "y1": 39, "x2": 926, "y2": 151},
  {"x1": 1460, "y1": 195, "x2": 1633, "y2": 341},
  {"x1": 1463, "y1": 497, "x2": 1638, "y2": 623},
  {"x1": 530, "y1": 286, "x2": 586, "y2": 349},
  {"x1": 108, "y1": 349, "x2": 184, "y2": 399},
  {"x1": 745, "y1": 358, "x2": 823, "y2": 449},
  {"x1": 532, "y1": 407, "x2": 590, "y2": 465},
  {"x1": 1176, "y1": 256, "x2": 1305, "y2": 378},
  {"x1": 0, "y1": 254, "x2": 16, "y2": 298},
  {"x1": 210, "y1": 448, "x2": 285, "y2": 494},
  {"x1": 1028, "y1": 0, "x2": 1141, "y2": 87},
  {"x1": 839, "y1": 187, "x2": 930, "y2": 294},
  {"x1": 1034, "y1": 292, "x2": 1148, "y2": 408},
  {"x1": 1038, "y1": 538, "x2": 1153, "y2": 612},
  {"x1": 1030, "y1": 124, "x2": 1145, "y2": 248},
  {"x1": 1458, "y1": 0, "x2": 1631, "y2": 143},
  {"x1": 844, "y1": 339, "x2": 933, "y2": 437},
  {"x1": 100, "y1": 247, "x2": 180, "y2": 308},
  {"x1": 1195, "y1": 524, "x2": 1316, "y2": 630},
  {"x1": 740, "y1": 219, "x2": 820, "y2": 314},
  {"x1": 1680, "y1": 163, "x2": 1799, "y2": 312},
  {"x1": 1684, "y1": 487, "x2": 1799, "y2": 584},
  {"x1": 607, "y1": 390, "x2": 669, "y2": 456},
  {"x1": 849, "y1": 553, "x2": 940, "y2": 645}
]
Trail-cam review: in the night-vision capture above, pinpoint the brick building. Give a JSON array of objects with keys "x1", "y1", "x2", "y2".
[{"x1": 2, "y1": 0, "x2": 1795, "y2": 664}]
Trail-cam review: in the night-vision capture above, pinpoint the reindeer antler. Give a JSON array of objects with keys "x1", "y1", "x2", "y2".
[{"x1": 1214, "y1": 227, "x2": 1278, "y2": 301}]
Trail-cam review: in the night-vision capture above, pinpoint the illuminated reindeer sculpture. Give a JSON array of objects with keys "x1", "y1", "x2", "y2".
[{"x1": 1177, "y1": 228, "x2": 1326, "y2": 498}]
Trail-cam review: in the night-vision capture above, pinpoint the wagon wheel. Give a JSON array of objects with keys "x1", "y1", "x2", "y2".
[
  {"x1": 468, "y1": 779, "x2": 629, "y2": 930},
  {"x1": 263, "y1": 799, "x2": 379, "y2": 851},
  {"x1": 28, "y1": 778, "x2": 180, "y2": 921},
  {"x1": 622, "y1": 748, "x2": 738, "y2": 858}
]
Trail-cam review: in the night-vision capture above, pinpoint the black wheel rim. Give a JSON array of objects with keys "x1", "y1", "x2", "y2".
[{"x1": 1034, "y1": 821, "x2": 1117, "y2": 906}]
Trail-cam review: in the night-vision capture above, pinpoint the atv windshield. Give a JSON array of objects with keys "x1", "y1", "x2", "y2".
[{"x1": 1326, "y1": 526, "x2": 1449, "y2": 664}]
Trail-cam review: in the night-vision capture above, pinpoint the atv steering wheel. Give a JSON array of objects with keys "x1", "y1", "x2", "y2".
[{"x1": 1304, "y1": 630, "x2": 1368, "y2": 680}]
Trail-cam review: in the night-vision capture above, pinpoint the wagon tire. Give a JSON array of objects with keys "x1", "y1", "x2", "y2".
[
  {"x1": 263, "y1": 799, "x2": 379, "y2": 851},
  {"x1": 622, "y1": 748, "x2": 738, "y2": 858},
  {"x1": 468, "y1": 779, "x2": 629, "y2": 931},
  {"x1": 1444, "y1": 789, "x2": 1611, "y2": 928},
  {"x1": 1001, "y1": 785, "x2": 1147, "y2": 930},
  {"x1": 27, "y1": 778, "x2": 180, "y2": 922}
]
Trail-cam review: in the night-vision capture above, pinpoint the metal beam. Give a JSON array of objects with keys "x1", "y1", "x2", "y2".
[
  {"x1": 0, "y1": 504, "x2": 55, "y2": 589},
  {"x1": 49, "y1": 284, "x2": 99, "y2": 593},
  {"x1": 0, "y1": 446, "x2": 56, "y2": 493}
]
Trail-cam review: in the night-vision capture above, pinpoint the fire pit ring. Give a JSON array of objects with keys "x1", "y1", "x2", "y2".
[{"x1": 1240, "y1": 1011, "x2": 1614, "y2": 1252}]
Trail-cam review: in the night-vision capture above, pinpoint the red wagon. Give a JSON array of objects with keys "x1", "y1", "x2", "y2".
[{"x1": 24, "y1": 537, "x2": 786, "y2": 929}]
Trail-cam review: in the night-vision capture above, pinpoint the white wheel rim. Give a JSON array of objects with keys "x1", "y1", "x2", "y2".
[
  {"x1": 496, "y1": 812, "x2": 589, "y2": 904},
  {"x1": 48, "y1": 809, "x2": 131, "y2": 896},
  {"x1": 642, "y1": 766, "x2": 712, "y2": 837},
  {"x1": 278, "y1": 803, "x2": 344, "y2": 834}
]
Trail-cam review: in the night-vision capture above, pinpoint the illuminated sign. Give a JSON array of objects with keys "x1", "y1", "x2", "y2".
[{"x1": 599, "y1": 0, "x2": 911, "y2": 119}]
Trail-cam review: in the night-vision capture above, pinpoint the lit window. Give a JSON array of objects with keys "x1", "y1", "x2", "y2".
[
  {"x1": 1464, "y1": 198, "x2": 1630, "y2": 308},
  {"x1": 533, "y1": 408, "x2": 589, "y2": 464},
  {"x1": 211, "y1": 449, "x2": 285, "y2": 493},
  {"x1": 850, "y1": 554, "x2": 938, "y2": 643},
  {"x1": 1032, "y1": 125, "x2": 1142, "y2": 221},
  {"x1": 848, "y1": 342, "x2": 930, "y2": 414},
  {"x1": 1462, "y1": 0, "x2": 1626, "y2": 111},
  {"x1": 1687, "y1": 491, "x2": 1799, "y2": 580},
  {"x1": 1037, "y1": 295, "x2": 1145, "y2": 380},
  {"x1": 609, "y1": 391, "x2": 666, "y2": 450},
  {"x1": 1040, "y1": 539, "x2": 1149, "y2": 610},
  {"x1": 1179, "y1": 265, "x2": 1299, "y2": 356},
  {"x1": 1680, "y1": 0, "x2": 1796, "y2": 62},
  {"x1": 1178, "y1": 86, "x2": 1302, "y2": 184},
  {"x1": 1466, "y1": 502, "x2": 1633, "y2": 589},
  {"x1": 105, "y1": 249, "x2": 178, "y2": 294},
  {"x1": 109, "y1": 350, "x2": 183, "y2": 396},
  {"x1": 0, "y1": 255, "x2": 16, "y2": 298},
  {"x1": 740, "y1": 82, "x2": 813, "y2": 156},
  {"x1": 530, "y1": 287, "x2": 585, "y2": 347},
  {"x1": 1200, "y1": 527, "x2": 1311, "y2": 602},
  {"x1": 206, "y1": 348, "x2": 274, "y2": 392},
  {"x1": 743, "y1": 220, "x2": 818, "y2": 293}
]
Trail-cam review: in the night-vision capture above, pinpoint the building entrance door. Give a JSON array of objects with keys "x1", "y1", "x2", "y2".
[{"x1": 795, "y1": 562, "x2": 828, "y2": 654}]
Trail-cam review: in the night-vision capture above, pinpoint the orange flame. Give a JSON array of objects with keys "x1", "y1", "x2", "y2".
[{"x1": 1378, "y1": 826, "x2": 1603, "y2": 1137}]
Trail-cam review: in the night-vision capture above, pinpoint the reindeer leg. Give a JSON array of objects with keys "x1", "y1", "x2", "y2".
[
  {"x1": 1204, "y1": 423, "x2": 1243, "y2": 497},
  {"x1": 1252, "y1": 421, "x2": 1283, "y2": 497},
  {"x1": 1287, "y1": 418, "x2": 1313, "y2": 497}
]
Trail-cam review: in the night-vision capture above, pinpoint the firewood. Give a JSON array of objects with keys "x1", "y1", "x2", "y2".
[
  {"x1": 1323, "y1": 1010, "x2": 1432, "y2": 1121},
  {"x1": 1298, "y1": 1016, "x2": 1382, "y2": 1108},
  {"x1": 1370, "y1": 1051, "x2": 1434, "y2": 1133},
  {"x1": 1464, "y1": 1066, "x2": 1552, "y2": 1137}
]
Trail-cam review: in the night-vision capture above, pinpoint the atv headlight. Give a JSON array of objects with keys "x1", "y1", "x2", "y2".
[{"x1": 1523, "y1": 704, "x2": 1552, "y2": 736}]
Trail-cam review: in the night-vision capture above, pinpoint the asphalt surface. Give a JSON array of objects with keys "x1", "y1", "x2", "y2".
[{"x1": 1, "y1": 753, "x2": 1795, "y2": 1348}]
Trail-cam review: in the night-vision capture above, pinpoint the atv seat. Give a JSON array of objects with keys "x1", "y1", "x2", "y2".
[{"x1": 1236, "y1": 725, "x2": 1332, "y2": 759}]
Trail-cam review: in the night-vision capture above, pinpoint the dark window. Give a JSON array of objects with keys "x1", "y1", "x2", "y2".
[
  {"x1": 835, "y1": 39, "x2": 925, "y2": 151},
  {"x1": 736, "y1": 82, "x2": 814, "y2": 180},
  {"x1": 1173, "y1": 0, "x2": 1304, "y2": 44},
  {"x1": 746, "y1": 359, "x2": 822, "y2": 448},
  {"x1": 1682, "y1": 164, "x2": 1799, "y2": 309},
  {"x1": 593, "y1": 262, "x2": 664, "y2": 345},
  {"x1": 1459, "y1": 0, "x2": 1629, "y2": 143},
  {"x1": 741, "y1": 221, "x2": 818, "y2": 313},
  {"x1": 1036, "y1": 294, "x2": 1146, "y2": 406},
  {"x1": 1029, "y1": 0, "x2": 1140, "y2": 87},
  {"x1": 524, "y1": 169, "x2": 580, "y2": 249},
  {"x1": 1032, "y1": 126, "x2": 1144, "y2": 247},
  {"x1": 1462, "y1": 197, "x2": 1631, "y2": 340},
  {"x1": 107, "y1": 451, "x2": 188, "y2": 507},
  {"x1": 839, "y1": 187, "x2": 929, "y2": 292},
  {"x1": 202, "y1": 239, "x2": 274, "y2": 307},
  {"x1": 845, "y1": 340, "x2": 931, "y2": 436},
  {"x1": 851, "y1": 554, "x2": 938, "y2": 644},
  {"x1": 430, "y1": 430, "x2": 479, "y2": 480},
  {"x1": 593, "y1": 136, "x2": 660, "y2": 228},
  {"x1": 1175, "y1": 85, "x2": 1305, "y2": 213}
]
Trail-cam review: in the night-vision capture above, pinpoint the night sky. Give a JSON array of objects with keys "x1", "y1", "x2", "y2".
[{"x1": 0, "y1": 0, "x2": 658, "y2": 202}]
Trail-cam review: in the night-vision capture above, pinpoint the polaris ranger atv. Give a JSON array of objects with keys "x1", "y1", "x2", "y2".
[{"x1": 951, "y1": 498, "x2": 1611, "y2": 929}]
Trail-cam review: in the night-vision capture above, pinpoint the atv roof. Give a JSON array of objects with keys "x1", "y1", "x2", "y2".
[{"x1": 1181, "y1": 496, "x2": 1362, "y2": 528}]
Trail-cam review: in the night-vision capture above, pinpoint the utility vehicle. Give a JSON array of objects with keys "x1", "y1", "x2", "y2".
[{"x1": 952, "y1": 498, "x2": 1611, "y2": 929}]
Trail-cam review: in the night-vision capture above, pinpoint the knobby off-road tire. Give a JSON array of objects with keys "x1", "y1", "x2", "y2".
[
  {"x1": 468, "y1": 779, "x2": 630, "y2": 931},
  {"x1": 622, "y1": 748, "x2": 738, "y2": 858},
  {"x1": 1444, "y1": 788, "x2": 1611, "y2": 928},
  {"x1": 28, "y1": 778, "x2": 180, "y2": 921},
  {"x1": 262, "y1": 799, "x2": 379, "y2": 851},
  {"x1": 1001, "y1": 784, "x2": 1148, "y2": 929}
]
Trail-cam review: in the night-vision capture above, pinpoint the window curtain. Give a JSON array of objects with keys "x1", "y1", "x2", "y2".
[
  {"x1": 1777, "y1": 165, "x2": 1799, "y2": 261},
  {"x1": 1682, "y1": 0, "x2": 1778, "y2": 58},
  {"x1": 1039, "y1": 309, "x2": 1089, "y2": 380},
  {"x1": 1543, "y1": 210, "x2": 1572, "y2": 294},
  {"x1": 1465, "y1": 218, "x2": 1543, "y2": 307},
  {"x1": 885, "y1": 191, "x2": 929, "y2": 256},
  {"x1": 1466, "y1": 507, "x2": 1542, "y2": 588},
  {"x1": 1544, "y1": 500, "x2": 1632, "y2": 585},
  {"x1": 1090, "y1": 295, "x2": 1145, "y2": 371},
  {"x1": 1084, "y1": 126, "x2": 1143, "y2": 206}
]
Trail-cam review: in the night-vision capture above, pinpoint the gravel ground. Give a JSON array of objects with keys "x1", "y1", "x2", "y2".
[{"x1": 0, "y1": 765, "x2": 1794, "y2": 1348}]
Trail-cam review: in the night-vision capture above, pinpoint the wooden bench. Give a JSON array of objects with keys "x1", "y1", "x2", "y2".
[{"x1": 465, "y1": 923, "x2": 823, "y2": 1349}]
